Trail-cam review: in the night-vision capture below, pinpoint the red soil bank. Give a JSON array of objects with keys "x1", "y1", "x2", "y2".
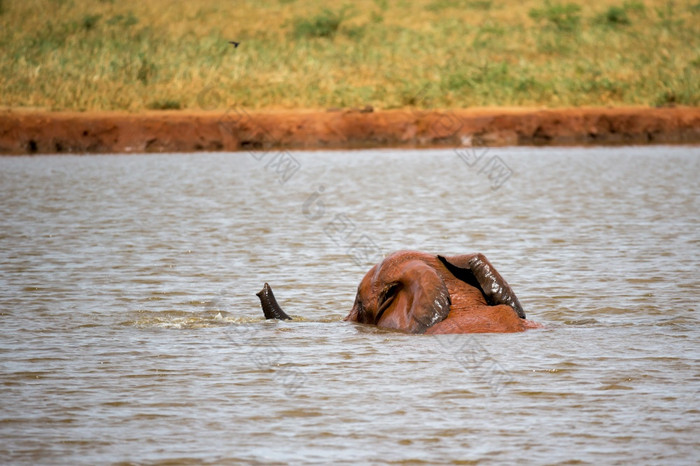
[{"x1": 0, "y1": 106, "x2": 698, "y2": 154}]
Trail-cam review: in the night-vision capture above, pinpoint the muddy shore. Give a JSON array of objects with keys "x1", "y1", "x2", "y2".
[{"x1": 1, "y1": 106, "x2": 698, "y2": 155}]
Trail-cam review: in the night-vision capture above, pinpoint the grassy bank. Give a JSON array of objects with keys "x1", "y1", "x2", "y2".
[{"x1": 0, "y1": 0, "x2": 698, "y2": 111}]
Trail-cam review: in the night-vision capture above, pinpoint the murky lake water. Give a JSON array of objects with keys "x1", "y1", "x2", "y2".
[{"x1": 1, "y1": 146, "x2": 698, "y2": 464}]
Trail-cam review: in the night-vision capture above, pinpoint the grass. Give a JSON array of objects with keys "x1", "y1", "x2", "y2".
[
  {"x1": 292, "y1": 7, "x2": 352, "y2": 39},
  {"x1": 0, "y1": 0, "x2": 698, "y2": 111},
  {"x1": 529, "y1": 1, "x2": 582, "y2": 32}
]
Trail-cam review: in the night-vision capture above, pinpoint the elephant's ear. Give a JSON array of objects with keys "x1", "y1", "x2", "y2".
[
  {"x1": 438, "y1": 253, "x2": 526, "y2": 319},
  {"x1": 376, "y1": 260, "x2": 451, "y2": 333}
]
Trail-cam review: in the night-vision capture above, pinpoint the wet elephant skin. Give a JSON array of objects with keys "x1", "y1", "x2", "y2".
[{"x1": 344, "y1": 251, "x2": 540, "y2": 334}]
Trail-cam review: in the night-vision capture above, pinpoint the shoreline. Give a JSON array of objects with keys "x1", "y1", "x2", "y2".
[{"x1": 1, "y1": 106, "x2": 699, "y2": 155}]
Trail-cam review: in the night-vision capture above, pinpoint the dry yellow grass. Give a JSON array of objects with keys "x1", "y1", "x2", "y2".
[{"x1": 0, "y1": 0, "x2": 698, "y2": 111}]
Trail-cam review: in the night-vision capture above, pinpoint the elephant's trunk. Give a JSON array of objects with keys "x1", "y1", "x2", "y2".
[{"x1": 256, "y1": 283, "x2": 292, "y2": 320}]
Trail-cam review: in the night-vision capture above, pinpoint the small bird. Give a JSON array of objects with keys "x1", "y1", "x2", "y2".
[{"x1": 229, "y1": 41, "x2": 240, "y2": 48}]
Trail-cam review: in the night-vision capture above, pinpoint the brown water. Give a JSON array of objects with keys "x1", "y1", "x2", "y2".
[{"x1": 1, "y1": 147, "x2": 698, "y2": 464}]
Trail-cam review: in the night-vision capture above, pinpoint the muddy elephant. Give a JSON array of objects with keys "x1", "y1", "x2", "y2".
[
  {"x1": 344, "y1": 251, "x2": 539, "y2": 334},
  {"x1": 257, "y1": 250, "x2": 540, "y2": 334}
]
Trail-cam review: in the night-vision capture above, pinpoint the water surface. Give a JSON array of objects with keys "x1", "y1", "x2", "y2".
[{"x1": 1, "y1": 146, "x2": 698, "y2": 464}]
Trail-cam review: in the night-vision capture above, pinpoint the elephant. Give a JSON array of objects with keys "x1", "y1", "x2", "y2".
[
  {"x1": 344, "y1": 251, "x2": 539, "y2": 334},
  {"x1": 256, "y1": 283, "x2": 292, "y2": 320},
  {"x1": 257, "y1": 250, "x2": 540, "y2": 334}
]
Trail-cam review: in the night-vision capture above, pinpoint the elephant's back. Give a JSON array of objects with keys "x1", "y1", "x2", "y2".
[{"x1": 427, "y1": 304, "x2": 527, "y2": 334}]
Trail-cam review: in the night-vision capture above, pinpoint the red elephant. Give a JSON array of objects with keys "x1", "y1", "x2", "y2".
[
  {"x1": 256, "y1": 250, "x2": 540, "y2": 334},
  {"x1": 343, "y1": 251, "x2": 540, "y2": 334}
]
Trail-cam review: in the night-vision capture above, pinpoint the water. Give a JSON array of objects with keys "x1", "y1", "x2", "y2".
[{"x1": 1, "y1": 146, "x2": 698, "y2": 464}]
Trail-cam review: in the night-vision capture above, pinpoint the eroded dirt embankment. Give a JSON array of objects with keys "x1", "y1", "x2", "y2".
[{"x1": 1, "y1": 107, "x2": 699, "y2": 154}]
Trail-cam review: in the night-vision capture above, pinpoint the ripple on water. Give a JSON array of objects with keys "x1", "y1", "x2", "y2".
[{"x1": 0, "y1": 148, "x2": 698, "y2": 464}]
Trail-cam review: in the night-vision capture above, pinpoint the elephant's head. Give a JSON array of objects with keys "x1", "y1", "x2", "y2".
[{"x1": 344, "y1": 251, "x2": 452, "y2": 333}]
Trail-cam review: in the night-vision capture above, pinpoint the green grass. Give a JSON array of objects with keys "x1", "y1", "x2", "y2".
[
  {"x1": 0, "y1": 0, "x2": 698, "y2": 111},
  {"x1": 292, "y1": 7, "x2": 352, "y2": 39},
  {"x1": 529, "y1": 1, "x2": 582, "y2": 32},
  {"x1": 147, "y1": 98, "x2": 181, "y2": 110}
]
